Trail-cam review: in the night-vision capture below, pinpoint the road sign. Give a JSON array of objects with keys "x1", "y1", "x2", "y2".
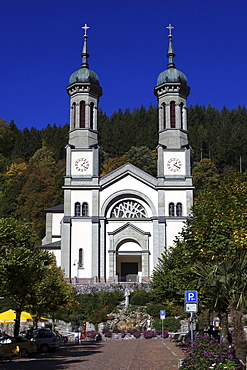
[
  {"x1": 160, "y1": 310, "x2": 166, "y2": 319},
  {"x1": 185, "y1": 303, "x2": 198, "y2": 313},
  {"x1": 185, "y1": 291, "x2": 198, "y2": 303}
]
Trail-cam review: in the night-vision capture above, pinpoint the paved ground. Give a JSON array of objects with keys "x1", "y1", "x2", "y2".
[{"x1": 1, "y1": 338, "x2": 185, "y2": 369}]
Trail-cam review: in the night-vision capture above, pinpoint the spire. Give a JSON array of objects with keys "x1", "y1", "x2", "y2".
[
  {"x1": 81, "y1": 24, "x2": 90, "y2": 68},
  {"x1": 166, "y1": 24, "x2": 176, "y2": 69}
]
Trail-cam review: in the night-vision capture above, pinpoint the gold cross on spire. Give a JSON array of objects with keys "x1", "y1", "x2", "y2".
[
  {"x1": 166, "y1": 23, "x2": 174, "y2": 37},
  {"x1": 82, "y1": 24, "x2": 90, "y2": 36}
]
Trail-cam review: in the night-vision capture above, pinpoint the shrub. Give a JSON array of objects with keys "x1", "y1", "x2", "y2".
[
  {"x1": 103, "y1": 331, "x2": 112, "y2": 338},
  {"x1": 87, "y1": 308, "x2": 108, "y2": 325},
  {"x1": 152, "y1": 317, "x2": 181, "y2": 332},
  {"x1": 130, "y1": 290, "x2": 151, "y2": 305},
  {"x1": 155, "y1": 330, "x2": 169, "y2": 338},
  {"x1": 181, "y1": 335, "x2": 239, "y2": 369},
  {"x1": 86, "y1": 331, "x2": 97, "y2": 339},
  {"x1": 143, "y1": 330, "x2": 156, "y2": 339},
  {"x1": 97, "y1": 291, "x2": 124, "y2": 308},
  {"x1": 133, "y1": 331, "x2": 141, "y2": 338},
  {"x1": 146, "y1": 303, "x2": 166, "y2": 317},
  {"x1": 161, "y1": 331, "x2": 169, "y2": 338}
]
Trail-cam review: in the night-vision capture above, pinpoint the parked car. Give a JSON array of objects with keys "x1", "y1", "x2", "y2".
[
  {"x1": 0, "y1": 336, "x2": 37, "y2": 357},
  {"x1": 19, "y1": 329, "x2": 59, "y2": 352},
  {"x1": 55, "y1": 331, "x2": 65, "y2": 346}
]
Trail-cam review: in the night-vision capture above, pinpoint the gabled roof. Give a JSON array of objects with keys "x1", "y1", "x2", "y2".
[
  {"x1": 108, "y1": 222, "x2": 151, "y2": 236},
  {"x1": 44, "y1": 204, "x2": 64, "y2": 213},
  {"x1": 100, "y1": 162, "x2": 157, "y2": 189},
  {"x1": 40, "y1": 240, "x2": 61, "y2": 249}
]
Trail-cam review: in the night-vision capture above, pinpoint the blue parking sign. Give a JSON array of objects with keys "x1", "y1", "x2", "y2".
[{"x1": 185, "y1": 291, "x2": 198, "y2": 303}]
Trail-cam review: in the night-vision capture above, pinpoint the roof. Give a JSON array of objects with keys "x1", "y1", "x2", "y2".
[
  {"x1": 44, "y1": 204, "x2": 64, "y2": 213},
  {"x1": 40, "y1": 240, "x2": 61, "y2": 249}
]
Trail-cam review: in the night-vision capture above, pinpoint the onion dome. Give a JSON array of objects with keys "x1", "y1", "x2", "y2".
[
  {"x1": 157, "y1": 25, "x2": 188, "y2": 86},
  {"x1": 69, "y1": 24, "x2": 100, "y2": 86}
]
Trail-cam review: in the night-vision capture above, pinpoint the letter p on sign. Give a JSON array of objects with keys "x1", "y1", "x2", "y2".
[{"x1": 185, "y1": 291, "x2": 198, "y2": 303}]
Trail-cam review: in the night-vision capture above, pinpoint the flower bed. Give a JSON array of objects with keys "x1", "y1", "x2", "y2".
[
  {"x1": 85, "y1": 329, "x2": 170, "y2": 340},
  {"x1": 180, "y1": 335, "x2": 241, "y2": 369}
]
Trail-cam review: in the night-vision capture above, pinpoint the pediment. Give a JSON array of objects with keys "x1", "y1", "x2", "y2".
[
  {"x1": 108, "y1": 222, "x2": 151, "y2": 237},
  {"x1": 100, "y1": 162, "x2": 157, "y2": 189}
]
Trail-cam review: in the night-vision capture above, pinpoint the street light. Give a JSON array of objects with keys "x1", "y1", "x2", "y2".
[{"x1": 73, "y1": 260, "x2": 79, "y2": 283}]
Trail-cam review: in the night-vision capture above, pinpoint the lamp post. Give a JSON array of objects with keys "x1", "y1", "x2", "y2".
[{"x1": 73, "y1": 260, "x2": 79, "y2": 283}]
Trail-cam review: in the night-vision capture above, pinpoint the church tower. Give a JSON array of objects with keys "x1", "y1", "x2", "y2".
[
  {"x1": 65, "y1": 24, "x2": 102, "y2": 179},
  {"x1": 61, "y1": 25, "x2": 103, "y2": 278},
  {"x1": 154, "y1": 24, "x2": 191, "y2": 180},
  {"x1": 154, "y1": 24, "x2": 193, "y2": 249}
]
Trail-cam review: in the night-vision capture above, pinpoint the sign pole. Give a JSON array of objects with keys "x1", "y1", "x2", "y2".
[
  {"x1": 160, "y1": 310, "x2": 166, "y2": 342},
  {"x1": 190, "y1": 313, "x2": 194, "y2": 342},
  {"x1": 185, "y1": 291, "x2": 198, "y2": 342},
  {"x1": 162, "y1": 317, "x2": 164, "y2": 342}
]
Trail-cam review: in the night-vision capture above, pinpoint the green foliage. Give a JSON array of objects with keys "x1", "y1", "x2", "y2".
[
  {"x1": 192, "y1": 158, "x2": 220, "y2": 196},
  {"x1": 87, "y1": 309, "x2": 108, "y2": 325},
  {"x1": 0, "y1": 297, "x2": 15, "y2": 313},
  {"x1": 151, "y1": 245, "x2": 195, "y2": 305},
  {"x1": 0, "y1": 242, "x2": 53, "y2": 335},
  {"x1": 153, "y1": 317, "x2": 181, "y2": 332},
  {"x1": 97, "y1": 290, "x2": 124, "y2": 307},
  {"x1": 0, "y1": 218, "x2": 35, "y2": 248},
  {"x1": 146, "y1": 303, "x2": 166, "y2": 318},
  {"x1": 29, "y1": 259, "x2": 77, "y2": 327},
  {"x1": 56, "y1": 291, "x2": 124, "y2": 325},
  {"x1": 130, "y1": 289, "x2": 151, "y2": 306},
  {"x1": 127, "y1": 146, "x2": 157, "y2": 176},
  {"x1": 182, "y1": 174, "x2": 247, "y2": 263}
]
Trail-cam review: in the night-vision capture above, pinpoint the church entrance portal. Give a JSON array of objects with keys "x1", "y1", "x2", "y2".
[
  {"x1": 116, "y1": 241, "x2": 141, "y2": 282},
  {"x1": 121, "y1": 262, "x2": 138, "y2": 282}
]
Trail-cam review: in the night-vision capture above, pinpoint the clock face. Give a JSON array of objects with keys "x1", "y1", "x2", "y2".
[
  {"x1": 75, "y1": 158, "x2": 89, "y2": 172},
  {"x1": 167, "y1": 158, "x2": 182, "y2": 172}
]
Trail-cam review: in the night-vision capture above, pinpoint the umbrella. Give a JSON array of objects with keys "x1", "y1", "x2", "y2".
[{"x1": 0, "y1": 309, "x2": 48, "y2": 323}]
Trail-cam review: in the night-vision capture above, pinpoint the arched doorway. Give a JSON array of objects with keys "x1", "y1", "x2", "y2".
[{"x1": 116, "y1": 241, "x2": 142, "y2": 282}]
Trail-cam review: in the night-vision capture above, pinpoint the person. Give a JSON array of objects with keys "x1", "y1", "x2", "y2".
[
  {"x1": 95, "y1": 333, "x2": 102, "y2": 342},
  {"x1": 208, "y1": 325, "x2": 220, "y2": 341},
  {"x1": 74, "y1": 331, "x2": 79, "y2": 343}
]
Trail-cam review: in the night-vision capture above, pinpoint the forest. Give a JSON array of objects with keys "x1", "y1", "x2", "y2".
[{"x1": 0, "y1": 103, "x2": 247, "y2": 243}]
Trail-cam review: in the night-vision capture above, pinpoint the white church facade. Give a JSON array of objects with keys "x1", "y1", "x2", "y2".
[{"x1": 42, "y1": 25, "x2": 193, "y2": 283}]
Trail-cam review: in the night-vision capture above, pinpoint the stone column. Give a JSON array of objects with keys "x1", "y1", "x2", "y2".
[
  {"x1": 183, "y1": 106, "x2": 188, "y2": 131},
  {"x1": 175, "y1": 103, "x2": 180, "y2": 129},
  {"x1": 85, "y1": 103, "x2": 90, "y2": 128},
  {"x1": 142, "y1": 251, "x2": 150, "y2": 280},
  {"x1": 159, "y1": 105, "x2": 163, "y2": 131}
]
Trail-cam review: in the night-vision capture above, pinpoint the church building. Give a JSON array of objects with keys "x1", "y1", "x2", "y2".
[{"x1": 42, "y1": 25, "x2": 193, "y2": 283}]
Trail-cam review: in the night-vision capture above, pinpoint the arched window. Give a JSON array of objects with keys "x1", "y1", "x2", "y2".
[
  {"x1": 80, "y1": 101, "x2": 85, "y2": 128},
  {"x1": 170, "y1": 101, "x2": 176, "y2": 128},
  {"x1": 162, "y1": 103, "x2": 166, "y2": 129},
  {"x1": 90, "y1": 102, "x2": 94, "y2": 129},
  {"x1": 176, "y1": 202, "x2": 182, "y2": 216},
  {"x1": 75, "y1": 202, "x2": 81, "y2": 217},
  {"x1": 180, "y1": 103, "x2": 183, "y2": 130},
  {"x1": 82, "y1": 202, "x2": 89, "y2": 217},
  {"x1": 111, "y1": 200, "x2": 147, "y2": 218},
  {"x1": 169, "y1": 202, "x2": 175, "y2": 217},
  {"x1": 79, "y1": 248, "x2": 83, "y2": 268},
  {"x1": 72, "y1": 102, "x2": 76, "y2": 129}
]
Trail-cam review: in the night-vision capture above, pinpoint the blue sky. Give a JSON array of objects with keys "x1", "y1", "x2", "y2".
[{"x1": 0, "y1": 0, "x2": 246, "y2": 129}]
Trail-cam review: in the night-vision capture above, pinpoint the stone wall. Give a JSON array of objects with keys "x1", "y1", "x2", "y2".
[{"x1": 72, "y1": 282, "x2": 151, "y2": 295}]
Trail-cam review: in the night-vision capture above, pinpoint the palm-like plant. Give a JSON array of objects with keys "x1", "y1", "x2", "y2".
[{"x1": 193, "y1": 249, "x2": 247, "y2": 362}]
